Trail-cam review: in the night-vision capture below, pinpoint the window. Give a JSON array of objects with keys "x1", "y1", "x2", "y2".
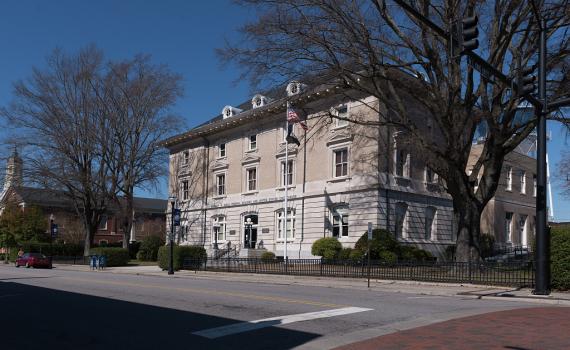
[
  {"x1": 98, "y1": 215, "x2": 108, "y2": 230},
  {"x1": 182, "y1": 180, "x2": 189, "y2": 200},
  {"x1": 332, "y1": 206, "x2": 349, "y2": 238},
  {"x1": 395, "y1": 149, "x2": 411, "y2": 178},
  {"x1": 533, "y1": 174, "x2": 537, "y2": 197},
  {"x1": 334, "y1": 149, "x2": 348, "y2": 177},
  {"x1": 249, "y1": 135, "x2": 257, "y2": 150},
  {"x1": 505, "y1": 212, "x2": 513, "y2": 243},
  {"x1": 281, "y1": 160, "x2": 293, "y2": 186},
  {"x1": 425, "y1": 206, "x2": 437, "y2": 240},
  {"x1": 216, "y1": 174, "x2": 225, "y2": 196},
  {"x1": 213, "y1": 216, "x2": 226, "y2": 242},
  {"x1": 183, "y1": 150, "x2": 190, "y2": 165},
  {"x1": 395, "y1": 202, "x2": 408, "y2": 238},
  {"x1": 425, "y1": 166, "x2": 437, "y2": 183},
  {"x1": 277, "y1": 209, "x2": 295, "y2": 239},
  {"x1": 336, "y1": 105, "x2": 349, "y2": 127},
  {"x1": 247, "y1": 168, "x2": 257, "y2": 191},
  {"x1": 506, "y1": 166, "x2": 512, "y2": 191},
  {"x1": 520, "y1": 170, "x2": 526, "y2": 194},
  {"x1": 219, "y1": 143, "x2": 226, "y2": 158},
  {"x1": 519, "y1": 214, "x2": 528, "y2": 246}
]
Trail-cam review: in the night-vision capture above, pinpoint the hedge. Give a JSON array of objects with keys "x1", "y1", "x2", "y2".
[
  {"x1": 260, "y1": 251, "x2": 276, "y2": 262},
  {"x1": 89, "y1": 247, "x2": 130, "y2": 267},
  {"x1": 311, "y1": 237, "x2": 342, "y2": 260},
  {"x1": 551, "y1": 226, "x2": 570, "y2": 290},
  {"x1": 137, "y1": 235, "x2": 165, "y2": 261},
  {"x1": 158, "y1": 245, "x2": 207, "y2": 271},
  {"x1": 354, "y1": 229, "x2": 433, "y2": 262}
]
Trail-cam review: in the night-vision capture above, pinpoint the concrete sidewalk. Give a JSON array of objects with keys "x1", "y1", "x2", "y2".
[{"x1": 53, "y1": 263, "x2": 570, "y2": 306}]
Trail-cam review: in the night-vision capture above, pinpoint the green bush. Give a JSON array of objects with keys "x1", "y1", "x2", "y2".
[
  {"x1": 354, "y1": 229, "x2": 398, "y2": 259},
  {"x1": 551, "y1": 226, "x2": 570, "y2": 290},
  {"x1": 311, "y1": 237, "x2": 342, "y2": 260},
  {"x1": 349, "y1": 249, "x2": 365, "y2": 262},
  {"x1": 379, "y1": 250, "x2": 398, "y2": 264},
  {"x1": 445, "y1": 245, "x2": 456, "y2": 261},
  {"x1": 137, "y1": 235, "x2": 165, "y2": 261},
  {"x1": 260, "y1": 251, "x2": 276, "y2": 262},
  {"x1": 158, "y1": 245, "x2": 207, "y2": 271},
  {"x1": 338, "y1": 248, "x2": 353, "y2": 260},
  {"x1": 89, "y1": 247, "x2": 130, "y2": 267},
  {"x1": 129, "y1": 241, "x2": 141, "y2": 259},
  {"x1": 479, "y1": 233, "x2": 495, "y2": 259}
]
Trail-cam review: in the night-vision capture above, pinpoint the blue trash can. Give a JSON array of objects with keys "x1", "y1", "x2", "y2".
[
  {"x1": 98, "y1": 255, "x2": 107, "y2": 270},
  {"x1": 90, "y1": 255, "x2": 98, "y2": 270}
]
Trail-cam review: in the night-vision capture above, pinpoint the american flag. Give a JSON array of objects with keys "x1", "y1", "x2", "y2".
[{"x1": 287, "y1": 104, "x2": 308, "y2": 131}]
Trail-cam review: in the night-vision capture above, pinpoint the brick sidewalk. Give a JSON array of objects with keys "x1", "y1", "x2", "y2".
[{"x1": 335, "y1": 307, "x2": 570, "y2": 350}]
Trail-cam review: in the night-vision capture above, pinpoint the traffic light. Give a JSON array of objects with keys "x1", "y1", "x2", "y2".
[
  {"x1": 516, "y1": 66, "x2": 536, "y2": 96},
  {"x1": 461, "y1": 15, "x2": 479, "y2": 52}
]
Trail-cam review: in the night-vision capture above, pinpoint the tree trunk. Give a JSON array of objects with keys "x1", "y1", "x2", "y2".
[
  {"x1": 122, "y1": 194, "x2": 134, "y2": 249},
  {"x1": 83, "y1": 224, "x2": 96, "y2": 257},
  {"x1": 453, "y1": 198, "x2": 483, "y2": 262}
]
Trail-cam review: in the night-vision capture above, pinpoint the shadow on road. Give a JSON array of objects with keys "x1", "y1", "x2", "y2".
[{"x1": 0, "y1": 281, "x2": 320, "y2": 350}]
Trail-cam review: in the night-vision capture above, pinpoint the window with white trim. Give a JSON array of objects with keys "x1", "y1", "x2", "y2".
[
  {"x1": 425, "y1": 166, "x2": 437, "y2": 183},
  {"x1": 520, "y1": 170, "x2": 526, "y2": 194},
  {"x1": 182, "y1": 180, "x2": 189, "y2": 200},
  {"x1": 334, "y1": 148, "x2": 348, "y2": 177},
  {"x1": 183, "y1": 150, "x2": 189, "y2": 165},
  {"x1": 395, "y1": 148, "x2": 411, "y2": 178},
  {"x1": 98, "y1": 215, "x2": 108, "y2": 230},
  {"x1": 506, "y1": 166, "x2": 512, "y2": 191},
  {"x1": 281, "y1": 160, "x2": 293, "y2": 186},
  {"x1": 216, "y1": 174, "x2": 225, "y2": 196},
  {"x1": 425, "y1": 206, "x2": 437, "y2": 240},
  {"x1": 505, "y1": 212, "x2": 513, "y2": 243},
  {"x1": 332, "y1": 205, "x2": 349, "y2": 238},
  {"x1": 277, "y1": 209, "x2": 295, "y2": 239},
  {"x1": 395, "y1": 202, "x2": 408, "y2": 238},
  {"x1": 249, "y1": 135, "x2": 257, "y2": 151},
  {"x1": 219, "y1": 143, "x2": 226, "y2": 158},
  {"x1": 336, "y1": 105, "x2": 349, "y2": 127},
  {"x1": 533, "y1": 174, "x2": 537, "y2": 197},
  {"x1": 246, "y1": 168, "x2": 257, "y2": 191},
  {"x1": 213, "y1": 216, "x2": 226, "y2": 242}
]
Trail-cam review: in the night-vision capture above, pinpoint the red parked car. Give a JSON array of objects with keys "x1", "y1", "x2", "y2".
[{"x1": 15, "y1": 253, "x2": 52, "y2": 269}]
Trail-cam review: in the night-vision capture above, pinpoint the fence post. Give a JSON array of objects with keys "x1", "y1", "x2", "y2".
[{"x1": 320, "y1": 258, "x2": 323, "y2": 276}]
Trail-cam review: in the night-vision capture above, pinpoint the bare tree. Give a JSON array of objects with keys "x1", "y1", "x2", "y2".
[
  {"x1": 99, "y1": 55, "x2": 182, "y2": 248},
  {"x1": 219, "y1": 0, "x2": 570, "y2": 261},
  {"x1": 1, "y1": 46, "x2": 112, "y2": 256},
  {"x1": 558, "y1": 150, "x2": 570, "y2": 198}
]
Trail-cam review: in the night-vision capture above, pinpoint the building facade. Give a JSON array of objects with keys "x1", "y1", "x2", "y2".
[{"x1": 164, "y1": 82, "x2": 536, "y2": 259}]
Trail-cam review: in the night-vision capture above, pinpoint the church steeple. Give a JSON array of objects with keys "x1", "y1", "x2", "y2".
[{"x1": 3, "y1": 147, "x2": 23, "y2": 191}]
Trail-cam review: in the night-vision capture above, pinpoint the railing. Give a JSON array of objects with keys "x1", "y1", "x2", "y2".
[
  {"x1": 491, "y1": 244, "x2": 532, "y2": 260},
  {"x1": 50, "y1": 256, "x2": 90, "y2": 265},
  {"x1": 182, "y1": 258, "x2": 535, "y2": 288},
  {"x1": 212, "y1": 245, "x2": 239, "y2": 260}
]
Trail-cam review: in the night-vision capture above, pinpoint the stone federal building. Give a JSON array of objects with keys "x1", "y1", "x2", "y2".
[{"x1": 163, "y1": 81, "x2": 536, "y2": 260}]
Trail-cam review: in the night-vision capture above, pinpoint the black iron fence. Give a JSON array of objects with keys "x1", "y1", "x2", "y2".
[{"x1": 183, "y1": 258, "x2": 535, "y2": 288}]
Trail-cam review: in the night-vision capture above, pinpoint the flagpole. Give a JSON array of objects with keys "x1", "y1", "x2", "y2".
[{"x1": 284, "y1": 102, "x2": 289, "y2": 264}]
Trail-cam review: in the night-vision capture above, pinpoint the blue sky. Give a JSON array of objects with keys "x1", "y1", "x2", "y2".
[{"x1": 0, "y1": 0, "x2": 568, "y2": 221}]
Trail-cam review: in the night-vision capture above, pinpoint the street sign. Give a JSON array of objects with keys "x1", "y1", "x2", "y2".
[
  {"x1": 467, "y1": 56, "x2": 498, "y2": 84},
  {"x1": 173, "y1": 209, "x2": 181, "y2": 226},
  {"x1": 368, "y1": 222, "x2": 373, "y2": 240}
]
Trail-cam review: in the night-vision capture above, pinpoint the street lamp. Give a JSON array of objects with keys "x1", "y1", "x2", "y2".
[{"x1": 168, "y1": 196, "x2": 177, "y2": 275}]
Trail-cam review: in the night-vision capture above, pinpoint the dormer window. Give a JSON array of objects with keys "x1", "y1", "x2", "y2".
[
  {"x1": 286, "y1": 81, "x2": 307, "y2": 96},
  {"x1": 251, "y1": 94, "x2": 269, "y2": 109},
  {"x1": 222, "y1": 106, "x2": 243, "y2": 119}
]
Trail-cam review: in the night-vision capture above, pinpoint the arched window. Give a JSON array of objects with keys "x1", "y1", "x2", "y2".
[
  {"x1": 425, "y1": 206, "x2": 437, "y2": 240},
  {"x1": 277, "y1": 209, "x2": 295, "y2": 240},
  {"x1": 332, "y1": 205, "x2": 349, "y2": 238},
  {"x1": 395, "y1": 202, "x2": 408, "y2": 238}
]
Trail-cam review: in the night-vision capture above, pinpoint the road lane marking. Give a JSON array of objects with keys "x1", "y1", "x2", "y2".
[
  {"x1": 193, "y1": 307, "x2": 374, "y2": 339},
  {"x1": 59, "y1": 276, "x2": 346, "y2": 308}
]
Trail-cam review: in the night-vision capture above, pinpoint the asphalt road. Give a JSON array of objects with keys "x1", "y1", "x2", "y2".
[{"x1": 0, "y1": 264, "x2": 530, "y2": 350}]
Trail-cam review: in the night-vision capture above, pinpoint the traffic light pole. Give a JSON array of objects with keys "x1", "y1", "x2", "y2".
[{"x1": 534, "y1": 18, "x2": 550, "y2": 295}]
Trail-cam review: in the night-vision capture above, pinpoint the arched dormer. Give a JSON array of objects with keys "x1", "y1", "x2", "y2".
[
  {"x1": 251, "y1": 94, "x2": 270, "y2": 109},
  {"x1": 286, "y1": 81, "x2": 307, "y2": 97},
  {"x1": 222, "y1": 105, "x2": 243, "y2": 119}
]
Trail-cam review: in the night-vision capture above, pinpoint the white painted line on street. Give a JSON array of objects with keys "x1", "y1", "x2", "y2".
[{"x1": 193, "y1": 307, "x2": 373, "y2": 339}]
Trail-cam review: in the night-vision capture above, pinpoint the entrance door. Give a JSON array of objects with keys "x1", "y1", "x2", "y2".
[{"x1": 243, "y1": 214, "x2": 258, "y2": 249}]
